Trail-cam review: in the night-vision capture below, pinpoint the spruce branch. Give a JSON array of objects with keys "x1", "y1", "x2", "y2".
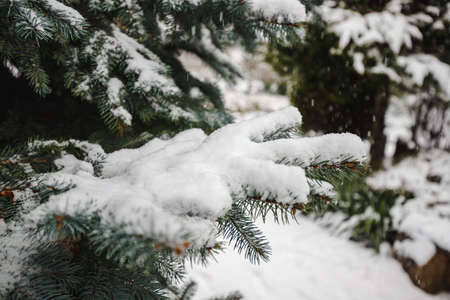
[
  {"x1": 305, "y1": 159, "x2": 363, "y2": 182},
  {"x1": 218, "y1": 203, "x2": 271, "y2": 264},
  {"x1": 23, "y1": 56, "x2": 51, "y2": 96},
  {"x1": 277, "y1": 156, "x2": 365, "y2": 185},
  {"x1": 97, "y1": 96, "x2": 123, "y2": 135},
  {"x1": 183, "y1": 242, "x2": 224, "y2": 266},
  {"x1": 236, "y1": 186, "x2": 299, "y2": 223},
  {"x1": 257, "y1": 125, "x2": 301, "y2": 142},
  {"x1": 32, "y1": 211, "x2": 184, "y2": 295},
  {"x1": 10, "y1": 240, "x2": 168, "y2": 300},
  {"x1": 0, "y1": 1, "x2": 365, "y2": 298},
  {"x1": 304, "y1": 193, "x2": 336, "y2": 215}
]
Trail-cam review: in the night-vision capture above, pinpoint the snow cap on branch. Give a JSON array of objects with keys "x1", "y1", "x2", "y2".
[
  {"x1": 29, "y1": 107, "x2": 366, "y2": 248},
  {"x1": 317, "y1": 0, "x2": 426, "y2": 54},
  {"x1": 44, "y1": 0, "x2": 86, "y2": 30},
  {"x1": 250, "y1": 0, "x2": 307, "y2": 22},
  {"x1": 398, "y1": 55, "x2": 450, "y2": 99}
]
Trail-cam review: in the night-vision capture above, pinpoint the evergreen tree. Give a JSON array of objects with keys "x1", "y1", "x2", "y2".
[
  {"x1": 0, "y1": 0, "x2": 369, "y2": 299},
  {"x1": 266, "y1": 23, "x2": 388, "y2": 139},
  {"x1": 0, "y1": 0, "x2": 305, "y2": 149},
  {"x1": 267, "y1": 0, "x2": 450, "y2": 169}
]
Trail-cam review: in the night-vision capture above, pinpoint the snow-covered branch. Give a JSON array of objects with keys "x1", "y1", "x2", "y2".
[{"x1": 28, "y1": 107, "x2": 366, "y2": 249}]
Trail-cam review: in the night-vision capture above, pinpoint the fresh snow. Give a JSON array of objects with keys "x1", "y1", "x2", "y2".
[
  {"x1": 45, "y1": 0, "x2": 86, "y2": 29},
  {"x1": 0, "y1": 226, "x2": 35, "y2": 292},
  {"x1": 186, "y1": 218, "x2": 449, "y2": 300},
  {"x1": 110, "y1": 106, "x2": 133, "y2": 126},
  {"x1": 106, "y1": 78, "x2": 133, "y2": 125},
  {"x1": 3, "y1": 59, "x2": 21, "y2": 78},
  {"x1": 106, "y1": 78, "x2": 123, "y2": 105},
  {"x1": 166, "y1": 0, "x2": 307, "y2": 22},
  {"x1": 27, "y1": 107, "x2": 365, "y2": 249},
  {"x1": 82, "y1": 27, "x2": 197, "y2": 124},
  {"x1": 384, "y1": 91, "x2": 449, "y2": 155},
  {"x1": 397, "y1": 55, "x2": 450, "y2": 99},
  {"x1": 110, "y1": 26, "x2": 197, "y2": 122},
  {"x1": 250, "y1": 0, "x2": 307, "y2": 22},
  {"x1": 20, "y1": 7, "x2": 46, "y2": 33},
  {"x1": 368, "y1": 150, "x2": 450, "y2": 265},
  {"x1": 111, "y1": 26, "x2": 180, "y2": 95},
  {"x1": 316, "y1": 0, "x2": 450, "y2": 100},
  {"x1": 318, "y1": 1, "x2": 425, "y2": 54},
  {"x1": 384, "y1": 94, "x2": 416, "y2": 158},
  {"x1": 167, "y1": 0, "x2": 202, "y2": 5}
]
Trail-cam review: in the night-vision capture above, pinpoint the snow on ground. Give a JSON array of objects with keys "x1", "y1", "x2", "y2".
[{"x1": 187, "y1": 218, "x2": 448, "y2": 300}]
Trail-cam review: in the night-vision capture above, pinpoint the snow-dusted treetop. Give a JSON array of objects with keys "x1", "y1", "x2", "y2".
[
  {"x1": 316, "y1": 0, "x2": 450, "y2": 99},
  {"x1": 29, "y1": 107, "x2": 366, "y2": 249}
]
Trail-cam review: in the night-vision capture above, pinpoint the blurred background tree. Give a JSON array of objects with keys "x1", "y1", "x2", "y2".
[
  {"x1": 266, "y1": 1, "x2": 450, "y2": 293},
  {"x1": 267, "y1": 0, "x2": 450, "y2": 169}
]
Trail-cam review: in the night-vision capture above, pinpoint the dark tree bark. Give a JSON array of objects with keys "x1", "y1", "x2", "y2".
[{"x1": 370, "y1": 83, "x2": 389, "y2": 170}]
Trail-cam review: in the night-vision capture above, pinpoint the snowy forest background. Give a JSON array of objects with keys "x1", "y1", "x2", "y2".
[{"x1": 0, "y1": 0, "x2": 449, "y2": 299}]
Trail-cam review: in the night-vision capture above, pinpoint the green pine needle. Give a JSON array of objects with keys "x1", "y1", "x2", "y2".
[{"x1": 218, "y1": 203, "x2": 271, "y2": 264}]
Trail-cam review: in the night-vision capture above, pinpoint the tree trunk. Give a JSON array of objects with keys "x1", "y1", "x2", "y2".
[{"x1": 370, "y1": 84, "x2": 389, "y2": 170}]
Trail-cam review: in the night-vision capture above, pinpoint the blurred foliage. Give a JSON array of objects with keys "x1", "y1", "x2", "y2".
[
  {"x1": 334, "y1": 177, "x2": 399, "y2": 251},
  {"x1": 266, "y1": 25, "x2": 390, "y2": 140}
]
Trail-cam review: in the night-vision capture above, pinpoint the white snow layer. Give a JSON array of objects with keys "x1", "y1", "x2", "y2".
[
  {"x1": 368, "y1": 150, "x2": 450, "y2": 265},
  {"x1": 111, "y1": 26, "x2": 180, "y2": 95},
  {"x1": 318, "y1": 0, "x2": 425, "y2": 53},
  {"x1": 29, "y1": 107, "x2": 366, "y2": 249},
  {"x1": 107, "y1": 78, "x2": 133, "y2": 125},
  {"x1": 166, "y1": 0, "x2": 307, "y2": 22},
  {"x1": 19, "y1": 7, "x2": 46, "y2": 33},
  {"x1": 384, "y1": 94, "x2": 416, "y2": 158},
  {"x1": 82, "y1": 27, "x2": 196, "y2": 124},
  {"x1": 251, "y1": 0, "x2": 307, "y2": 22},
  {"x1": 0, "y1": 226, "x2": 36, "y2": 292},
  {"x1": 0, "y1": 184, "x2": 44, "y2": 292},
  {"x1": 398, "y1": 55, "x2": 450, "y2": 99},
  {"x1": 4, "y1": 59, "x2": 21, "y2": 78},
  {"x1": 45, "y1": 0, "x2": 86, "y2": 29},
  {"x1": 186, "y1": 218, "x2": 448, "y2": 300}
]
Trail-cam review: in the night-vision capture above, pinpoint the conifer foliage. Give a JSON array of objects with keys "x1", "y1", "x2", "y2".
[
  {"x1": 1, "y1": 0, "x2": 367, "y2": 299},
  {"x1": 1, "y1": 0, "x2": 305, "y2": 144},
  {"x1": 267, "y1": 0, "x2": 450, "y2": 168}
]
